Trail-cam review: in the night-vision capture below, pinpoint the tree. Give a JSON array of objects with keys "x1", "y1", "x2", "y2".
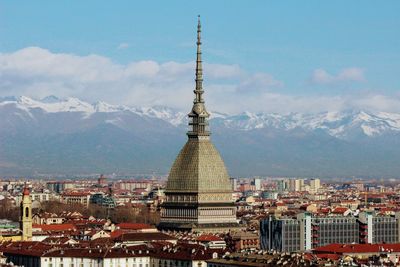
[{"x1": 0, "y1": 198, "x2": 20, "y2": 221}]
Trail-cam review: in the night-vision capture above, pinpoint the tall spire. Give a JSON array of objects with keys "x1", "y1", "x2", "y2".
[
  {"x1": 188, "y1": 15, "x2": 210, "y2": 138},
  {"x1": 194, "y1": 15, "x2": 203, "y2": 103}
]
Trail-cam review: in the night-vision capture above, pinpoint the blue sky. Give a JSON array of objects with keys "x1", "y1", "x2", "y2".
[{"x1": 0, "y1": 1, "x2": 399, "y2": 113}]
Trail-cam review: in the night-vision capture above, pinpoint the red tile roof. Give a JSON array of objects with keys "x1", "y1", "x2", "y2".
[
  {"x1": 0, "y1": 242, "x2": 52, "y2": 257},
  {"x1": 33, "y1": 223, "x2": 76, "y2": 232},
  {"x1": 110, "y1": 229, "x2": 126, "y2": 239},
  {"x1": 115, "y1": 232, "x2": 177, "y2": 242},
  {"x1": 314, "y1": 243, "x2": 400, "y2": 254},
  {"x1": 196, "y1": 234, "x2": 223, "y2": 242},
  {"x1": 117, "y1": 223, "x2": 154, "y2": 230},
  {"x1": 332, "y1": 207, "x2": 349, "y2": 214}
]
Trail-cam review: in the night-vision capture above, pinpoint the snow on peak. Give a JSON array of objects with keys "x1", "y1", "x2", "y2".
[
  {"x1": 2, "y1": 96, "x2": 400, "y2": 138},
  {"x1": 209, "y1": 111, "x2": 228, "y2": 119},
  {"x1": 219, "y1": 110, "x2": 400, "y2": 138},
  {"x1": 0, "y1": 96, "x2": 94, "y2": 113},
  {"x1": 94, "y1": 101, "x2": 126, "y2": 113},
  {"x1": 135, "y1": 106, "x2": 186, "y2": 126},
  {"x1": 41, "y1": 95, "x2": 61, "y2": 103}
]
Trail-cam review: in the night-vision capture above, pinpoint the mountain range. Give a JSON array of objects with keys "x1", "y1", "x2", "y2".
[{"x1": 1, "y1": 96, "x2": 400, "y2": 178}]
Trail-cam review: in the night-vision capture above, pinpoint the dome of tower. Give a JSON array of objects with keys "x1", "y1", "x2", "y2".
[{"x1": 166, "y1": 139, "x2": 232, "y2": 193}]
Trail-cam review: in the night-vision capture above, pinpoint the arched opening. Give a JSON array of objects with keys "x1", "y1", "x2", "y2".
[{"x1": 25, "y1": 207, "x2": 29, "y2": 218}]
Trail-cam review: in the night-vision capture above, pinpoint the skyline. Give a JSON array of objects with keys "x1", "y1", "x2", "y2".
[
  {"x1": 0, "y1": 1, "x2": 399, "y2": 114},
  {"x1": 2, "y1": 4, "x2": 400, "y2": 265}
]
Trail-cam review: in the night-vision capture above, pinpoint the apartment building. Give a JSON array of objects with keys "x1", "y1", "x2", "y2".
[{"x1": 260, "y1": 212, "x2": 400, "y2": 252}]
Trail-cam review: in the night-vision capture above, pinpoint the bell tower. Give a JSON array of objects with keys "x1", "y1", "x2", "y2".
[{"x1": 20, "y1": 185, "x2": 32, "y2": 241}]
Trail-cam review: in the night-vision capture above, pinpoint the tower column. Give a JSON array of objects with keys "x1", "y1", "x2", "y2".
[
  {"x1": 158, "y1": 16, "x2": 238, "y2": 233},
  {"x1": 20, "y1": 186, "x2": 32, "y2": 241}
]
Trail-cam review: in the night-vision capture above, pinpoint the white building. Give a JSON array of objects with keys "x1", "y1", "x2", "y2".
[
  {"x1": 41, "y1": 248, "x2": 151, "y2": 267},
  {"x1": 253, "y1": 178, "x2": 261, "y2": 191}
]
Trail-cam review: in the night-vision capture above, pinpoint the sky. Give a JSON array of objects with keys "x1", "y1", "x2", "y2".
[{"x1": 0, "y1": 1, "x2": 400, "y2": 114}]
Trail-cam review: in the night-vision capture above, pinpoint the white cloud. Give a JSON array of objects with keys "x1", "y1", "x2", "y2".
[
  {"x1": 0, "y1": 47, "x2": 282, "y2": 111},
  {"x1": 351, "y1": 94, "x2": 400, "y2": 112},
  {"x1": 337, "y1": 67, "x2": 365, "y2": 82},
  {"x1": 117, "y1": 43, "x2": 130, "y2": 49},
  {"x1": 206, "y1": 89, "x2": 400, "y2": 114},
  {"x1": 311, "y1": 69, "x2": 334, "y2": 84},
  {"x1": 204, "y1": 63, "x2": 242, "y2": 79},
  {"x1": 124, "y1": 61, "x2": 160, "y2": 78},
  {"x1": 236, "y1": 73, "x2": 283, "y2": 94},
  {"x1": 1, "y1": 47, "x2": 398, "y2": 114},
  {"x1": 311, "y1": 67, "x2": 365, "y2": 85}
]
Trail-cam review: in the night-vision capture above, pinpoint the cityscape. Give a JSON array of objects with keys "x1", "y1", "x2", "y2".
[{"x1": 1, "y1": 1, "x2": 400, "y2": 267}]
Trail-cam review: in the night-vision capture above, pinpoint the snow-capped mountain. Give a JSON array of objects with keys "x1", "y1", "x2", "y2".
[
  {"x1": 220, "y1": 110, "x2": 400, "y2": 139},
  {"x1": 1, "y1": 96, "x2": 400, "y2": 177},
  {"x1": 0, "y1": 96, "x2": 186, "y2": 126},
  {"x1": 1, "y1": 96, "x2": 400, "y2": 139}
]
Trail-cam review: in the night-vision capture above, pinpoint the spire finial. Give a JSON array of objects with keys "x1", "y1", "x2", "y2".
[
  {"x1": 194, "y1": 15, "x2": 203, "y2": 103},
  {"x1": 187, "y1": 16, "x2": 210, "y2": 138}
]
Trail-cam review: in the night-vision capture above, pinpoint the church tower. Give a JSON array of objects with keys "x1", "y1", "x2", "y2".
[
  {"x1": 159, "y1": 17, "x2": 238, "y2": 232},
  {"x1": 20, "y1": 185, "x2": 32, "y2": 241}
]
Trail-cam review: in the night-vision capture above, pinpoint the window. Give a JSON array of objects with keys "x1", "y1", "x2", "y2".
[{"x1": 25, "y1": 207, "x2": 29, "y2": 218}]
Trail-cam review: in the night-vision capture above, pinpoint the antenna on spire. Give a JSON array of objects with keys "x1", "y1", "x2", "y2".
[
  {"x1": 187, "y1": 15, "x2": 210, "y2": 138},
  {"x1": 197, "y1": 15, "x2": 201, "y2": 35},
  {"x1": 194, "y1": 15, "x2": 203, "y2": 104}
]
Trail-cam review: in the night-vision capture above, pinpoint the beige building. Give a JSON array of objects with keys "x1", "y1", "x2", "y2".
[
  {"x1": 310, "y1": 179, "x2": 321, "y2": 193},
  {"x1": 289, "y1": 179, "x2": 304, "y2": 192},
  {"x1": 32, "y1": 212, "x2": 64, "y2": 225},
  {"x1": 61, "y1": 192, "x2": 91, "y2": 207},
  {"x1": 159, "y1": 17, "x2": 238, "y2": 232}
]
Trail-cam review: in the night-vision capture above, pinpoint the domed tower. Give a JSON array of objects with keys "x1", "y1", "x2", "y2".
[
  {"x1": 159, "y1": 17, "x2": 238, "y2": 232},
  {"x1": 20, "y1": 185, "x2": 32, "y2": 241}
]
